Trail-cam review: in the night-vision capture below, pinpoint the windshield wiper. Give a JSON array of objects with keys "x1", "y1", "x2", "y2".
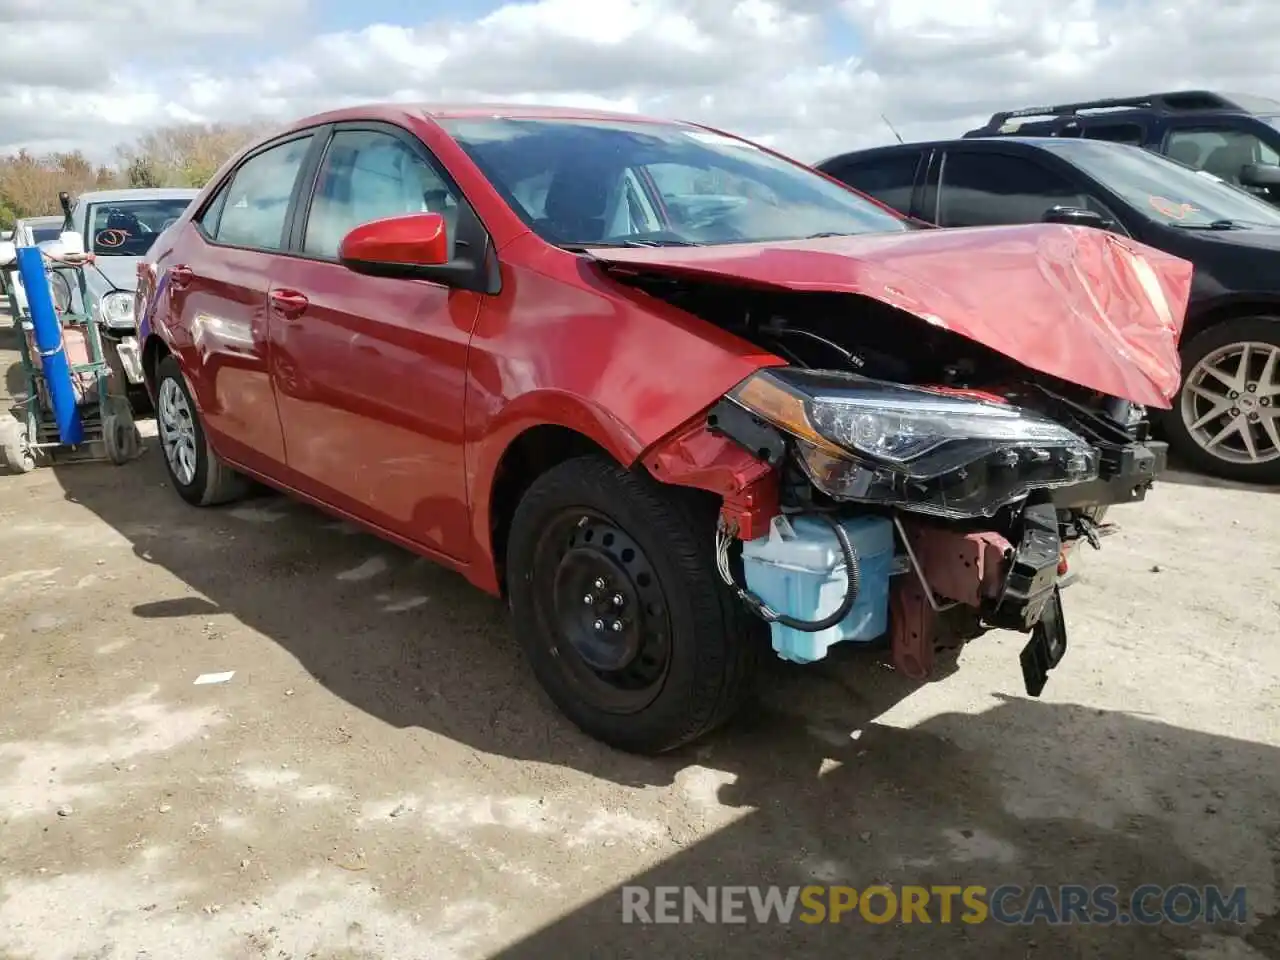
[
  {"x1": 558, "y1": 238, "x2": 698, "y2": 251},
  {"x1": 804, "y1": 231, "x2": 857, "y2": 239},
  {"x1": 1171, "y1": 219, "x2": 1245, "y2": 230}
]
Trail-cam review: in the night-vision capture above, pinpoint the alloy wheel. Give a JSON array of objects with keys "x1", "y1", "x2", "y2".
[{"x1": 1179, "y1": 340, "x2": 1280, "y2": 467}]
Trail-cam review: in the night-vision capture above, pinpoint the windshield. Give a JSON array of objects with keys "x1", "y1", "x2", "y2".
[
  {"x1": 1038, "y1": 139, "x2": 1280, "y2": 228},
  {"x1": 32, "y1": 226, "x2": 62, "y2": 243},
  {"x1": 86, "y1": 198, "x2": 193, "y2": 256},
  {"x1": 436, "y1": 116, "x2": 908, "y2": 247}
]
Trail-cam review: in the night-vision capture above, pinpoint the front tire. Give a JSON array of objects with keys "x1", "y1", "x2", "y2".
[
  {"x1": 506, "y1": 455, "x2": 764, "y2": 754},
  {"x1": 154, "y1": 354, "x2": 249, "y2": 506},
  {"x1": 1162, "y1": 317, "x2": 1280, "y2": 485}
]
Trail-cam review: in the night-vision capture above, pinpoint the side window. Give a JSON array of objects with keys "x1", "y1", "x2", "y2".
[
  {"x1": 210, "y1": 135, "x2": 313, "y2": 250},
  {"x1": 304, "y1": 129, "x2": 461, "y2": 260},
  {"x1": 198, "y1": 182, "x2": 231, "y2": 237},
  {"x1": 827, "y1": 153, "x2": 920, "y2": 214},
  {"x1": 1082, "y1": 122, "x2": 1146, "y2": 145},
  {"x1": 937, "y1": 151, "x2": 1091, "y2": 227},
  {"x1": 1165, "y1": 127, "x2": 1280, "y2": 186}
]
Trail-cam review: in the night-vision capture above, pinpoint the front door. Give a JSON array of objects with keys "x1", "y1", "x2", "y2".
[
  {"x1": 1162, "y1": 122, "x2": 1280, "y2": 206},
  {"x1": 168, "y1": 132, "x2": 317, "y2": 474},
  {"x1": 932, "y1": 147, "x2": 1119, "y2": 229},
  {"x1": 266, "y1": 124, "x2": 483, "y2": 562}
]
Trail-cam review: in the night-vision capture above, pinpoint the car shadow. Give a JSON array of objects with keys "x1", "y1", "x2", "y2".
[
  {"x1": 47, "y1": 447, "x2": 1280, "y2": 958},
  {"x1": 1, "y1": 322, "x2": 27, "y2": 413},
  {"x1": 1160, "y1": 458, "x2": 1280, "y2": 494},
  {"x1": 490, "y1": 699, "x2": 1280, "y2": 959}
]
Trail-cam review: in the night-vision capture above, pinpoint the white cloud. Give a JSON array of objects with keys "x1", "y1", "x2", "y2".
[{"x1": 1, "y1": 0, "x2": 1277, "y2": 163}]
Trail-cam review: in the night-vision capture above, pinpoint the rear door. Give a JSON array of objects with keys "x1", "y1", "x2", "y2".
[
  {"x1": 163, "y1": 131, "x2": 320, "y2": 474},
  {"x1": 265, "y1": 122, "x2": 485, "y2": 561}
]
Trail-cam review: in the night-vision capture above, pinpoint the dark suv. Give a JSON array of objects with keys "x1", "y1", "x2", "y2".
[
  {"x1": 961, "y1": 91, "x2": 1280, "y2": 206},
  {"x1": 816, "y1": 135, "x2": 1280, "y2": 485}
]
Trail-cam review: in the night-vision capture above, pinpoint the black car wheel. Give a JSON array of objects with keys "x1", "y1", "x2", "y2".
[
  {"x1": 1162, "y1": 316, "x2": 1280, "y2": 485},
  {"x1": 506, "y1": 455, "x2": 764, "y2": 754},
  {"x1": 154, "y1": 354, "x2": 250, "y2": 506}
]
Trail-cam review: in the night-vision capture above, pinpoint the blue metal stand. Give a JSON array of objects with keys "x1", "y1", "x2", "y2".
[{"x1": 15, "y1": 245, "x2": 83, "y2": 445}]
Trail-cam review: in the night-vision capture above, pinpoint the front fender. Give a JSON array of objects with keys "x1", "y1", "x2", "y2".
[{"x1": 466, "y1": 389, "x2": 645, "y2": 588}]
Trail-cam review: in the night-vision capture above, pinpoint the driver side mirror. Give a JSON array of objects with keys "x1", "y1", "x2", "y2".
[
  {"x1": 339, "y1": 212, "x2": 451, "y2": 279},
  {"x1": 1042, "y1": 205, "x2": 1116, "y2": 231},
  {"x1": 1239, "y1": 163, "x2": 1280, "y2": 188}
]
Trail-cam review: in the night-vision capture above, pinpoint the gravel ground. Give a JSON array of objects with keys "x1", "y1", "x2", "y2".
[{"x1": 1, "y1": 310, "x2": 1279, "y2": 959}]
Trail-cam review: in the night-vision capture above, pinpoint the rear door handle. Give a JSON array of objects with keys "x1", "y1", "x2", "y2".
[
  {"x1": 269, "y1": 288, "x2": 309, "y2": 320},
  {"x1": 169, "y1": 264, "x2": 193, "y2": 288}
]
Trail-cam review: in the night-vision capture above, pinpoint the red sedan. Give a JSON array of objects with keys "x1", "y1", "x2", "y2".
[{"x1": 134, "y1": 104, "x2": 1192, "y2": 754}]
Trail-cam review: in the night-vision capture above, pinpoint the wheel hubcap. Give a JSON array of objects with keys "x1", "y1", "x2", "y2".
[
  {"x1": 533, "y1": 512, "x2": 672, "y2": 714},
  {"x1": 1180, "y1": 340, "x2": 1280, "y2": 466},
  {"x1": 157, "y1": 377, "x2": 198, "y2": 485}
]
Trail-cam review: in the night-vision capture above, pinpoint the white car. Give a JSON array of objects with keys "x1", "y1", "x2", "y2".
[{"x1": 59, "y1": 187, "x2": 200, "y2": 413}]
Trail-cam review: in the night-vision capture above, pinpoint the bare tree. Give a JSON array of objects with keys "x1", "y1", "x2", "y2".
[{"x1": 115, "y1": 121, "x2": 268, "y2": 188}]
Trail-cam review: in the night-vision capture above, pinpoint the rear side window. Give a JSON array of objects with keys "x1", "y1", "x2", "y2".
[
  {"x1": 1083, "y1": 122, "x2": 1146, "y2": 145},
  {"x1": 937, "y1": 151, "x2": 1086, "y2": 227},
  {"x1": 206, "y1": 135, "x2": 314, "y2": 251},
  {"x1": 828, "y1": 153, "x2": 920, "y2": 214}
]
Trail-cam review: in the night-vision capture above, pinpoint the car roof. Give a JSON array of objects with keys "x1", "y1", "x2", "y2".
[
  {"x1": 970, "y1": 90, "x2": 1280, "y2": 134},
  {"x1": 74, "y1": 187, "x2": 202, "y2": 203},
  {"x1": 276, "y1": 101, "x2": 692, "y2": 134},
  {"x1": 817, "y1": 135, "x2": 1130, "y2": 166}
]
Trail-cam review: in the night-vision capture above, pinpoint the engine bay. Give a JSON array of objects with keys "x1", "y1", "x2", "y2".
[{"x1": 617, "y1": 269, "x2": 1170, "y2": 696}]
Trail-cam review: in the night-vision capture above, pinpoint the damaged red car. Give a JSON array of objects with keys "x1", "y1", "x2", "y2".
[{"x1": 134, "y1": 104, "x2": 1193, "y2": 754}]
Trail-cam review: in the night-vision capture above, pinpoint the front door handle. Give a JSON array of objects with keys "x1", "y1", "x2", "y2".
[{"x1": 269, "y1": 288, "x2": 309, "y2": 320}]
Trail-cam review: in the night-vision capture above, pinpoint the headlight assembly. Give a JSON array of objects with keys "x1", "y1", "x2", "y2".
[
  {"x1": 97, "y1": 291, "x2": 136, "y2": 329},
  {"x1": 727, "y1": 368, "x2": 1100, "y2": 519}
]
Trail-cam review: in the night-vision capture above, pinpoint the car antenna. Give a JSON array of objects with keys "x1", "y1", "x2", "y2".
[{"x1": 881, "y1": 115, "x2": 904, "y2": 144}]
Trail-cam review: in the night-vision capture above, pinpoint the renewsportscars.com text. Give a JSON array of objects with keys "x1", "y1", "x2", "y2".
[{"x1": 620, "y1": 884, "x2": 1248, "y2": 926}]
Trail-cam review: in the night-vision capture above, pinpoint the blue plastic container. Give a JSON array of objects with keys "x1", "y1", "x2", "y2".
[{"x1": 739, "y1": 513, "x2": 895, "y2": 664}]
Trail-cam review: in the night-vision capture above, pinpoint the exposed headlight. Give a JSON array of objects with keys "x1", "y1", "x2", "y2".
[
  {"x1": 97, "y1": 291, "x2": 136, "y2": 329},
  {"x1": 727, "y1": 368, "x2": 1100, "y2": 519}
]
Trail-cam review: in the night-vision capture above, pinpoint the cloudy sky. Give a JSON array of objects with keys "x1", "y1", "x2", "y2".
[{"x1": 2, "y1": 0, "x2": 1276, "y2": 165}]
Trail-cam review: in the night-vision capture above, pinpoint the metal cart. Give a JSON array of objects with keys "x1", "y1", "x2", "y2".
[{"x1": 0, "y1": 245, "x2": 141, "y2": 472}]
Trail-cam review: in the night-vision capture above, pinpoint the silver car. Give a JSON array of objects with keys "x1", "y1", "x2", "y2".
[{"x1": 61, "y1": 187, "x2": 200, "y2": 413}]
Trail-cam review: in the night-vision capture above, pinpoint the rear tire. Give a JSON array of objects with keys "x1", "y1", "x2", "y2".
[
  {"x1": 155, "y1": 354, "x2": 249, "y2": 506},
  {"x1": 1160, "y1": 316, "x2": 1280, "y2": 485},
  {"x1": 506, "y1": 455, "x2": 764, "y2": 754}
]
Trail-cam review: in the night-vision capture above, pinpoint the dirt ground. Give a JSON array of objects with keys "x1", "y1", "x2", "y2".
[{"x1": 1, "y1": 309, "x2": 1279, "y2": 960}]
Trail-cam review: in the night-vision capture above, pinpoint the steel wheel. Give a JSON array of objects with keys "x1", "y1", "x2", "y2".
[
  {"x1": 1180, "y1": 339, "x2": 1280, "y2": 467},
  {"x1": 529, "y1": 509, "x2": 674, "y2": 715},
  {"x1": 157, "y1": 376, "x2": 198, "y2": 485}
]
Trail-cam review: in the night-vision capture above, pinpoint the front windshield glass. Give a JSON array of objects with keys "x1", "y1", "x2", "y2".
[
  {"x1": 32, "y1": 226, "x2": 62, "y2": 243},
  {"x1": 436, "y1": 116, "x2": 908, "y2": 246},
  {"x1": 1038, "y1": 139, "x2": 1280, "y2": 227},
  {"x1": 87, "y1": 198, "x2": 193, "y2": 256}
]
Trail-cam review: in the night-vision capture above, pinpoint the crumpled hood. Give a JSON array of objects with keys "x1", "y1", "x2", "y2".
[{"x1": 588, "y1": 223, "x2": 1194, "y2": 409}]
